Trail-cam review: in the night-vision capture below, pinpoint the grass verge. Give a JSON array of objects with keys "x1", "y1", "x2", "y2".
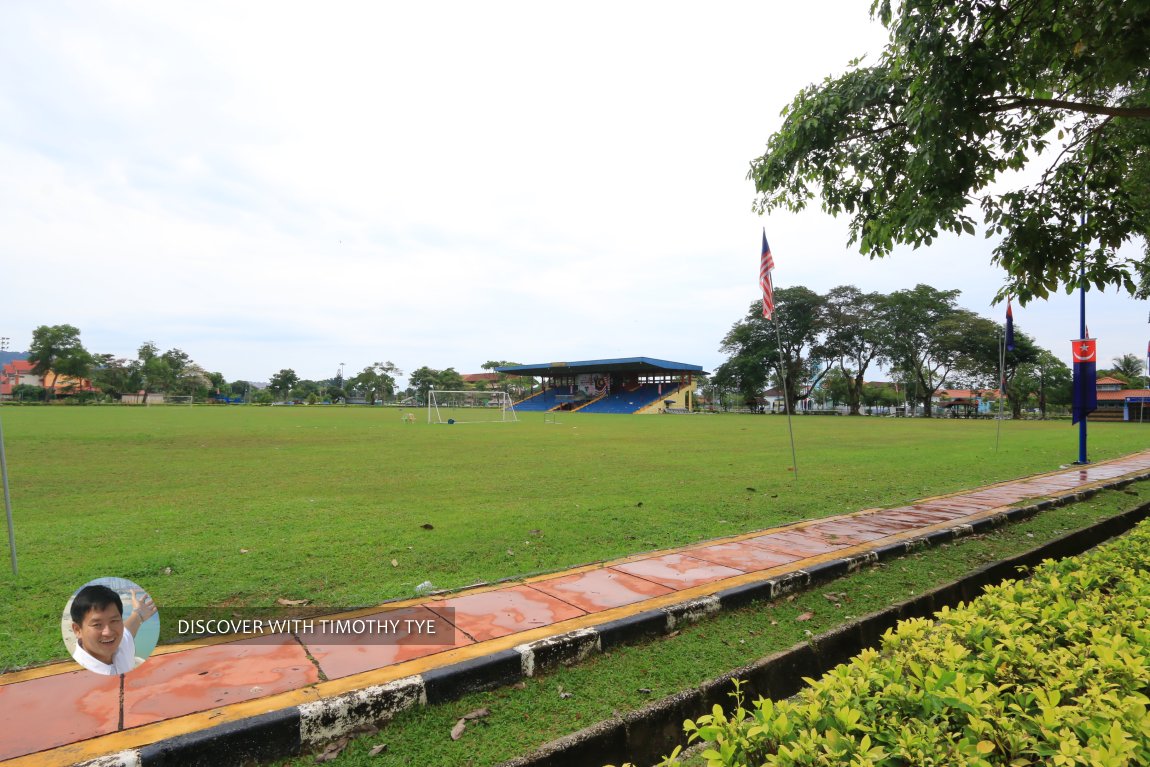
[{"x1": 269, "y1": 480, "x2": 1150, "y2": 767}]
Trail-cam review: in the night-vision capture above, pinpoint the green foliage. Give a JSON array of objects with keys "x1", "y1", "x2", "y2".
[
  {"x1": 1108, "y1": 354, "x2": 1147, "y2": 387},
  {"x1": 1014, "y1": 350, "x2": 1072, "y2": 418},
  {"x1": 348, "y1": 361, "x2": 402, "y2": 405},
  {"x1": 883, "y1": 285, "x2": 978, "y2": 416},
  {"x1": 675, "y1": 519, "x2": 1150, "y2": 766},
  {"x1": 28, "y1": 324, "x2": 92, "y2": 399},
  {"x1": 750, "y1": 0, "x2": 1150, "y2": 304},
  {"x1": 408, "y1": 365, "x2": 466, "y2": 401},
  {"x1": 268, "y1": 368, "x2": 300, "y2": 400},
  {"x1": 822, "y1": 287, "x2": 888, "y2": 415},
  {"x1": 718, "y1": 288, "x2": 829, "y2": 412}
]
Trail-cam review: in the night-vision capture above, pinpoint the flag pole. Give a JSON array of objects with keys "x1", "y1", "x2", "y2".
[
  {"x1": 1077, "y1": 225, "x2": 1089, "y2": 464},
  {"x1": 0, "y1": 415, "x2": 17, "y2": 576},
  {"x1": 995, "y1": 325, "x2": 1004, "y2": 452},
  {"x1": 758, "y1": 229, "x2": 797, "y2": 479},
  {"x1": 769, "y1": 287, "x2": 799, "y2": 480}
]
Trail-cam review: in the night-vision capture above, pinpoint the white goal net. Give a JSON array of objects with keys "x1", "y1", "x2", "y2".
[{"x1": 427, "y1": 390, "x2": 518, "y2": 424}]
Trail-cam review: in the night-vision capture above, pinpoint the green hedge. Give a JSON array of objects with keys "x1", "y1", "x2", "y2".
[{"x1": 667, "y1": 519, "x2": 1150, "y2": 766}]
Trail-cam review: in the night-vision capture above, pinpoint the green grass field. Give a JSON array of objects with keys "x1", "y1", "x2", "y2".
[{"x1": 0, "y1": 405, "x2": 1145, "y2": 671}]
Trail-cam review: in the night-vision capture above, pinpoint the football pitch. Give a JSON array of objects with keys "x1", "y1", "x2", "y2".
[{"x1": 0, "y1": 405, "x2": 1145, "y2": 671}]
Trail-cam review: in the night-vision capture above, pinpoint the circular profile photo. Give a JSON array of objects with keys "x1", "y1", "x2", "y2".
[{"x1": 61, "y1": 577, "x2": 160, "y2": 676}]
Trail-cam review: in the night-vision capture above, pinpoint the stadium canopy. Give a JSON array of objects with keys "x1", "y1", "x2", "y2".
[{"x1": 495, "y1": 357, "x2": 707, "y2": 377}]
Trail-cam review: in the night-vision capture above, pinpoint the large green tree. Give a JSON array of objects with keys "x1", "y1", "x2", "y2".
[
  {"x1": 90, "y1": 354, "x2": 139, "y2": 400},
  {"x1": 881, "y1": 285, "x2": 974, "y2": 417},
  {"x1": 821, "y1": 286, "x2": 888, "y2": 415},
  {"x1": 954, "y1": 317, "x2": 1041, "y2": 418},
  {"x1": 350, "y1": 361, "x2": 403, "y2": 405},
  {"x1": 134, "y1": 342, "x2": 168, "y2": 404},
  {"x1": 268, "y1": 369, "x2": 300, "y2": 401},
  {"x1": 718, "y1": 287, "x2": 829, "y2": 414},
  {"x1": 749, "y1": 0, "x2": 1150, "y2": 303},
  {"x1": 28, "y1": 324, "x2": 92, "y2": 399}
]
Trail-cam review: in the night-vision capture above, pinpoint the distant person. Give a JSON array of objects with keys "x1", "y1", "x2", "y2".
[{"x1": 69, "y1": 584, "x2": 156, "y2": 675}]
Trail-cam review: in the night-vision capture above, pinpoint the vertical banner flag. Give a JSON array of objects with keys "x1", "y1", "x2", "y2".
[
  {"x1": 760, "y1": 230, "x2": 775, "y2": 320},
  {"x1": 1071, "y1": 338, "x2": 1097, "y2": 425},
  {"x1": 1005, "y1": 300, "x2": 1015, "y2": 351}
]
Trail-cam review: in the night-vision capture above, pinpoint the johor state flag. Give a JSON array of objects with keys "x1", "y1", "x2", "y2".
[
  {"x1": 1071, "y1": 338, "x2": 1097, "y2": 425},
  {"x1": 1005, "y1": 300, "x2": 1015, "y2": 351},
  {"x1": 759, "y1": 230, "x2": 775, "y2": 319}
]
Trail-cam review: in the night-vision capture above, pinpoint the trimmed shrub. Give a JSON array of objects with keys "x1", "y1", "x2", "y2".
[{"x1": 668, "y1": 520, "x2": 1150, "y2": 766}]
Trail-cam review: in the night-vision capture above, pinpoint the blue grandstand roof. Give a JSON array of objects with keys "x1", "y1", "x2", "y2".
[{"x1": 495, "y1": 357, "x2": 706, "y2": 376}]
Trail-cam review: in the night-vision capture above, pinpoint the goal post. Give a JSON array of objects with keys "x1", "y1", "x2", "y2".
[{"x1": 427, "y1": 390, "x2": 518, "y2": 424}]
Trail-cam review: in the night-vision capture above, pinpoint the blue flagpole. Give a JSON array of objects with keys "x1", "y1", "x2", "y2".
[{"x1": 1077, "y1": 230, "x2": 1088, "y2": 464}]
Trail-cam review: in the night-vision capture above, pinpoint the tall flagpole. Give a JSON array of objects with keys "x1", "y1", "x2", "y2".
[
  {"x1": 759, "y1": 230, "x2": 797, "y2": 479},
  {"x1": 1077, "y1": 221, "x2": 1089, "y2": 464},
  {"x1": 995, "y1": 325, "x2": 1004, "y2": 452},
  {"x1": 769, "y1": 285, "x2": 799, "y2": 479}
]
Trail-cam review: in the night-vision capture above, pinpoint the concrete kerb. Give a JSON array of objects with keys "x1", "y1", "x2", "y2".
[
  {"x1": 73, "y1": 472, "x2": 1150, "y2": 767},
  {"x1": 498, "y1": 498, "x2": 1150, "y2": 767}
]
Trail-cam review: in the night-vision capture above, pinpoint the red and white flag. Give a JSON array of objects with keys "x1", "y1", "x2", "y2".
[{"x1": 760, "y1": 230, "x2": 775, "y2": 319}]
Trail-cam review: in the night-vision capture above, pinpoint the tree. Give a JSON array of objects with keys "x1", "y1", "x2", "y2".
[
  {"x1": 749, "y1": 0, "x2": 1150, "y2": 304},
  {"x1": 881, "y1": 285, "x2": 972, "y2": 417},
  {"x1": 822, "y1": 286, "x2": 888, "y2": 415},
  {"x1": 954, "y1": 317, "x2": 1041, "y2": 418},
  {"x1": 90, "y1": 354, "x2": 139, "y2": 400},
  {"x1": 134, "y1": 342, "x2": 168, "y2": 405},
  {"x1": 718, "y1": 288, "x2": 829, "y2": 414},
  {"x1": 1108, "y1": 353, "x2": 1146, "y2": 386},
  {"x1": 408, "y1": 367, "x2": 439, "y2": 402},
  {"x1": 436, "y1": 367, "x2": 465, "y2": 391},
  {"x1": 28, "y1": 324, "x2": 92, "y2": 400},
  {"x1": 268, "y1": 369, "x2": 299, "y2": 401},
  {"x1": 349, "y1": 362, "x2": 403, "y2": 405},
  {"x1": 1016, "y1": 349, "x2": 1072, "y2": 418},
  {"x1": 230, "y1": 380, "x2": 252, "y2": 400}
]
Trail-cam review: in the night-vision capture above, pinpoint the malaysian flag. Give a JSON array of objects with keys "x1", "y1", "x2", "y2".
[
  {"x1": 1005, "y1": 299, "x2": 1015, "y2": 351},
  {"x1": 760, "y1": 230, "x2": 775, "y2": 319}
]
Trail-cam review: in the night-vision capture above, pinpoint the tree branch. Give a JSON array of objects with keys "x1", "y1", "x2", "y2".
[{"x1": 988, "y1": 97, "x2": 1150, "y2": 119}]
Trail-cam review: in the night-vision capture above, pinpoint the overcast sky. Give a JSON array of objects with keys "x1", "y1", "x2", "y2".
[{"x1": 2, "y1": 2, "x2": 1146, "y2": 386}]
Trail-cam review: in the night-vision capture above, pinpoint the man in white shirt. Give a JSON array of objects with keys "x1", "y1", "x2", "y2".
[{"x1": 69, "y1": 584, "x2": 155, "y2": 676}]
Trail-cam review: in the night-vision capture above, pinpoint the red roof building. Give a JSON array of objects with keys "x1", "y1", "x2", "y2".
[{"x1": 0, "y1": 359, "x2": 97, "y2": 399}]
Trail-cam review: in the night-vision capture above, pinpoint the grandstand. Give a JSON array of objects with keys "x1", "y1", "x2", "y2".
[{"x1": 496, "y1": 357, "x2": 705, "y2": 415}]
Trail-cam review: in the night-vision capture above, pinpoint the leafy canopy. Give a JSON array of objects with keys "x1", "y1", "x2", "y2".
[{"x1": 749, "y1": 0, "x2": 1150, "y2": 304}]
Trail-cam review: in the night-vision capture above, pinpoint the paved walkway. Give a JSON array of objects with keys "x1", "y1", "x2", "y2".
[{"x1": 3, "y1": 452, "x2": 1150, "y2": 766}]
